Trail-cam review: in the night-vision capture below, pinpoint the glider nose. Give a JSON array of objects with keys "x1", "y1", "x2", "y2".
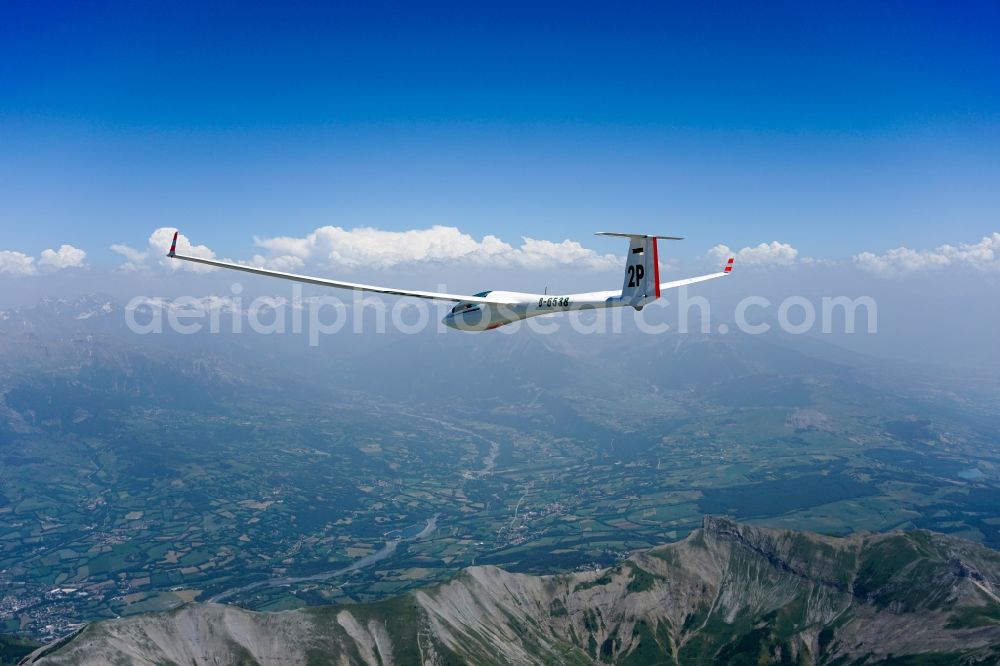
[{"x1": 443, "y1": 305, "x2": 491, "y2": 331}]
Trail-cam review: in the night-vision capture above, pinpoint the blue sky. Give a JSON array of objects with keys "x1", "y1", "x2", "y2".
[{"x1": 1, "y1": 0, "x2": 999, "y2": 266}]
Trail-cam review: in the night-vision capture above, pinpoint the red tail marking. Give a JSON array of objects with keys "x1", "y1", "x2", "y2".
[{"x1": 652, "y1": 237, "x2": 661, "y2": 298}]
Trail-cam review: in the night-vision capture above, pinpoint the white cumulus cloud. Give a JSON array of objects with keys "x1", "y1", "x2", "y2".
[
  {"x1": 1, "y1": 244, "x2": 88, "y2": 276},
  {"x1": 38, "y1": 244, "x2": 86, "y2": 269},
  {"x1": 110, "y1": 243, "x2": 149, "y2": 271},
  {"x1": 248, "y1": 253, "x2": 306, "y2": 271},
  {"x1": 252, "y1": 225, "x2": 621, "y2": 271},
  {"x1": 708, "y1": 241, "x2": 799, "y2": 266},
  {"x1": 0, "y1": 250, "x2": 38, "y2": 276},
  {"x1": 149, "y1": 227, "x2": 218, "y2": 272},
  {"x1": 854, "y1": 233, "x2": 1000, "y2": 276}
]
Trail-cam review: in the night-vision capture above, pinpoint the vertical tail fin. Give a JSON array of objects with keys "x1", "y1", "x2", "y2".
[
  {"x1": 621, "y1": 236, "x2": 657, "y2": 305},
  {"x1": 596, "y1": 232, "x2": 683, "y2": 308}
]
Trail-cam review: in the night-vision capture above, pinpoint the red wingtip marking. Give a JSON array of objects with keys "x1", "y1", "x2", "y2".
[
  {"x1": 168, "y1": 231, "x2": 178, "y2": 256},
  {"x1": 724, "y1": 257, "x2": 734, "y2": 273}
]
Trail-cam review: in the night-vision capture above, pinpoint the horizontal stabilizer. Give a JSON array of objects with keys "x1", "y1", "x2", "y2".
[{"x1": 595, "y1": 232, "x2": 684, "y2": 240}]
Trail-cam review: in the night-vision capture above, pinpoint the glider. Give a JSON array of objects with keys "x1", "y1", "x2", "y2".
[{"x1": 167, "y1": 231, "x2": 734, "y2": 331}]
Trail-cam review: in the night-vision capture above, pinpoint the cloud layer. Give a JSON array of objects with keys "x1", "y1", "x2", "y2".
[
  {"x1": 12, "y1": 228, "x2": 996, "y2": 281},
  {"x1": 708, "y1": 241, "x2": 799, "y2": 266},
  {"x1": 854, "y1": 233, "x2": 1000, "y2": 275},
  {"x1": 0, "y1": 250, "x2": 38, "y2": 276},
  {"x1": 39, "y1": 244, "x2": 87, "y2": 269},
  {"x1": 148, "y1": 228, "x2": 218, "y2": 273},
  {"x1": 0, "y1": 245, "x2": 86, "y2": 276},
  {"x1": 252, "y1": 225, "x2": 622, "y2": 272},
  {"x1": 110, "y1": 243, "x2": 149, "y2": 271}
]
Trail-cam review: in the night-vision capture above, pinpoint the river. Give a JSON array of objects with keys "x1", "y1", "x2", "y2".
[{"x1": 209, "y1": 513, "x2": 439, "y2": 603}]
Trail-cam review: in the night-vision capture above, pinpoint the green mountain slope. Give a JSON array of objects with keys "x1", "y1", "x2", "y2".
[{"x1": 0, "y1": 635, "x2": 40, "y2": 666}]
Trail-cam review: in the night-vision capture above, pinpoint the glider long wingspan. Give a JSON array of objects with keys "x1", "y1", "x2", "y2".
[{"x1": 166, "y1": 233, "x2": 515, "y2": 304}]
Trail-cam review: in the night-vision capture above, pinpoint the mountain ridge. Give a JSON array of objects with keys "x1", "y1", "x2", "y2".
[{"x1": 22, "y1": 517, "x2": 1000, "y2": 665}]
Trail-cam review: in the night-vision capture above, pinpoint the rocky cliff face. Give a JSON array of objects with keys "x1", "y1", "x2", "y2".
[{"x1": 23, "y1": 518, "x2": 1000, "y2": 665}]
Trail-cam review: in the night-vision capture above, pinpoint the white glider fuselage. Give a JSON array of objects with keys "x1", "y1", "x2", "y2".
[{"x1": 442, "y1": 289, "x2": 629, "y2": 331}]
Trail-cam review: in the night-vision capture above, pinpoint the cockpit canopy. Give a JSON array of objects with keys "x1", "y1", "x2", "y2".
[{"x1": 450, "y1": 291, "x2": 491, "y2": 314}]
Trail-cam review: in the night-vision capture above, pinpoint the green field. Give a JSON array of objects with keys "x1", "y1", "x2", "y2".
[{"x1": 1, "y1": 313, "x2": 998, "y2": 642}]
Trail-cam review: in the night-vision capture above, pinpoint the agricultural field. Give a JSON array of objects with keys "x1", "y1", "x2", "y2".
[{"x1": 1, "y1": 298, "x2": 998, "y2": 641}]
